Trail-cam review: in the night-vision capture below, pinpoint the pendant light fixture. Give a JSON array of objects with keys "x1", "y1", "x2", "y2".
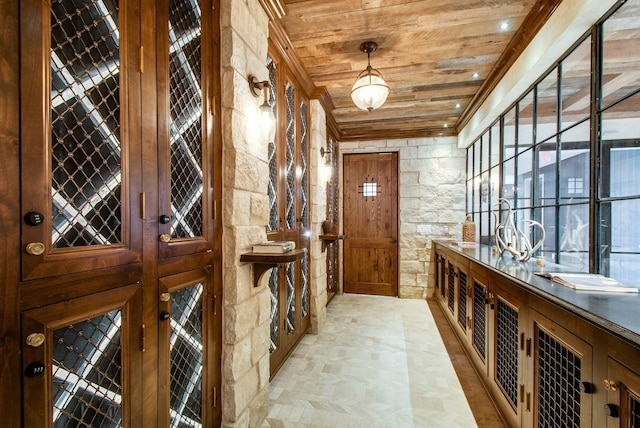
[{"x1": 351, "y1": 41, "x2": 389, "y2": 112}]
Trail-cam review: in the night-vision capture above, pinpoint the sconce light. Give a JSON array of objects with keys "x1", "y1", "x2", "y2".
[
  {"x1": 319, "y1": 147, "x2": 333, "y2": 181},
  {"x1": 351, "y1": 41, "x2": 390, "y2": 112},
  {"x1": 248, "y1": 75, "x2": 276, "y2": 142}
]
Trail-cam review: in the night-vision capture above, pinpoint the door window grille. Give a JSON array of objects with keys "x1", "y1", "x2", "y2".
[
  {"x1": 302, "y1": 252, "x2": 309, "y2": 317},
  {"x1": 169, "y1": 282, "x2": 203, "y2": 427},
  {"x1": 537, "y1": 328, "x2": 581, "y2": 428},
  {"x1": 630, "y1": 393, "x2": 640, "y2": 428},
  {"x1": 169, "y1": 0, "x2": 203, "y2": 239},
  {"x1": 286, "y1": 262, "x2": 295, "y2": 333},
  {"x1": 285, "y1": 82, "x2": 296, "y2": 230},
  {"x1": 267, "y1": 55, "x2": 278, "y2": 232},
  {"x1": 448, "y1": 264, "x2": 455, "y2": 314},
  {"x1": 269, "y1": 269, "x2": 279, "y2": 353},
  {"x1": 50, "y1": 0, "x2": 122, "y2": 248},
  {"x1": 53, "y1": 310, "x2": 122, "y2": 427},
  {"x1": 440, "y1": 259, "x2": 446, "y2": 298},
  {"x1": 458, "y1": 271, "x2": 467, "y2": 330},
  {"x1": 473, "y1": 281, "x2": 487, "y2": 360},
  {"x1": 496, "y1": 298, "x2": 519, "y2": 408}
]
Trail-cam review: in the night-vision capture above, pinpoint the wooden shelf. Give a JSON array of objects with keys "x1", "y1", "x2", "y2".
[
  {"x1": 318, "y1": 234, "x2": 345, "y2": 252},
  {"x1": 240, "y1": 249, "x2": 306, "y2": 287}
]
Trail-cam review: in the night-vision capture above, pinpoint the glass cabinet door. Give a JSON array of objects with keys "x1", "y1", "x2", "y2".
[
  {"x1": 20, "y1": 0, "x2": 143, "y2": 280},
  {"x1": 21, "y1": 285, "x2": 143, "y2": 427}
]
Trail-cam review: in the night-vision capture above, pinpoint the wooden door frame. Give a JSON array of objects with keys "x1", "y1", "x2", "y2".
[{"x1": 340, "y1": 151, "x2": 400, "y2": 297}]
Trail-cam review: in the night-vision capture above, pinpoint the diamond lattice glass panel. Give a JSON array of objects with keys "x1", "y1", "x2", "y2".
[
  {"x1": 267, "y1": 55, "x2": 278, "y2": 232},
  {"x1": 537, "y1": 328, "x2": 581, "y2": 428},
  {"x1": 50, "y1": 0, "x2": 122, "y2": 248},
  {"x1": 302, "y1": 252, "x2": 309, "y2": 317},
  {"x1": 285, "y1": 82, "x2": 296, "y2": 230},
  {"x1": 440, "y1": 259, "x2": 446, "y2": 298},
  {"x1": 327, "y1": 136, "x2": 335, "y2": 221},
  {"x1": 300, "y1": 100, "x2": 308, "y2": 229},
  {"x1": 473, "y1": 281, "x2": 487, "y2": 360},
  {"x1": 458, "y1": 271, "x2": 467, "y2": 330},
  {"x1": 630, "y1": 393, "x2": 640, "y2": 428},
  {"x1": 169, "y1": 282, "x2": 203, "y2": 427},
  {"x1": 286, "y1": 262, "x2": 295, "y2": 333},
  {"x1": 53, "y1": 309, "x2": 122, "y2": 427},
  {"x1": 169, "y1": 0, "x2": 203, "y2": 239},
  {"x1": 269, "y1": 268, "x2": 278, "y2": 353},
  {"x1": 496, "y1": 298, "x2": 519, "y2": 408},
  {"x1": 448, "y1": 265, "x2": 455, "y2": 314}
]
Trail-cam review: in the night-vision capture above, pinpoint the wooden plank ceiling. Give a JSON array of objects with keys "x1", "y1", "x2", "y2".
[{"x1": 275, "y1": 0, "x2": 561, "y2": 141}]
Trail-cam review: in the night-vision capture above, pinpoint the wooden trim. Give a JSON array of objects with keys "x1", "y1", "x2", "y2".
[
  {"x1": 455, "y1": 0, "x2": 563, "y2": 133},
  {"x1": 258, "y1": 0, "x2": 286, "y2": 21},
  {"x1": 268, "y1": 19, "x2": 315, "y2": 99},
  {"x1": 311, "y1": 86, "x2": 335, "y2": 113},
  {"x1": 0, "y1": 0, "x2": 22, "y2": 425},
  {"x1": 340, "y1": 127, "x2": 457, "y2": 142}
]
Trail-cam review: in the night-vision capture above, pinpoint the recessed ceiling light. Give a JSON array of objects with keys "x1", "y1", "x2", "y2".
[
  {"x1": 472, "y1": 72, "x2": 480, "y2": 79},
  {"x1": 499, "y1": 20, "x2": 510, "y2": 31},
  {"x1": 455, "y1": 103, "x2": 461, "y2": 109},
  {"x1": 443, "y1": 123, "x2": 448, "y2": 128}
]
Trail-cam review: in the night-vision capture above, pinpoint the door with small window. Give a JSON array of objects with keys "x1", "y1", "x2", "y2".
[{"x1": 343, "y1": 153, "x2": 398, "y2": 296}]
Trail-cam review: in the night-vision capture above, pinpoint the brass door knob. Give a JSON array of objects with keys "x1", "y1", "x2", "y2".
[
  {"x1": 26, "y1": 333, "x2": 46, "y2": 347},
  {"x1": 160, "y1": 293, "x2": 171, "y2": 302},
  {"x1": 159, "y1": 234, "x2": 171, "y2": 243},
  {"x1": 603, "y1": 379, "x2": 618, "y2": 391},
  {"x1": 25, "y1": 242, "x2": 45, "y2": 256}
]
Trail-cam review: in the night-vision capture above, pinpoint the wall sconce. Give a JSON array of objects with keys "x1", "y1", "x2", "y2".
[
  {"x1": 248, "y1": 75, "x2": 276, "y2": 142},
  {"x1": 351, "y1": 41, "x2": 390, "y2": 112},
  {"x1": 320, "y1": 147, "x2": 333, "y2": 181}
]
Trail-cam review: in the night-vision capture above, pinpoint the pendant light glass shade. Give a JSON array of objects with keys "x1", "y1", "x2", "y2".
[
  {"x1": 351, "y1": 41, "x2": 389, "y2": 112},
  {"x1": 351, "y1": 66, "x2": 389, "y2": 112}
]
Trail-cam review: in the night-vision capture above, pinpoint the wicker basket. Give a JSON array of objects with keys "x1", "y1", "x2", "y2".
[{"x1": 462, "y1": 215, "x2": 476, "y2": 242}]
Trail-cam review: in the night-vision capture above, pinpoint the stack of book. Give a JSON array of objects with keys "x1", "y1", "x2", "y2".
[{"x1": 252, "y1": 241, "x2": 296, "y2": 254}]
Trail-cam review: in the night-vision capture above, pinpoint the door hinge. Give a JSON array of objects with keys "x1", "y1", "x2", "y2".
[
  {"x1": 140, "y1": 324, "x2": 146, "y2": 352},
  {"x1": 212, "y1": 294, "x2": 216, "y2": 314},
  {"x1": 519, "y1": 384, "x2": 525, "y2": 403},
  {"x1": 213, "y1": 199, "x2": 217, "y2": 220},
  {"x1": 526, "y1": 337, "x2": 532, "y2": 357},
  {"x1": 520, "y1": 332, "x2": 525, "y2": 350},
  {"x1": 212, "y1": 387, "x2": 217, "y2": 407},
  {"x1": 211, "y1": 95, "x2": 216, "y2": 116},
  {"x1": 139, "y1": 45, "x2": 144, "y2": 73},
  {"x1": 140, "y1": 192, "x2": 146, "y2": 219}
]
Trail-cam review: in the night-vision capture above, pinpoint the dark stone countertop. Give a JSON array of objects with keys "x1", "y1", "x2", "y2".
[{"x1": 434, "y1": 240, "x2": 640, "y2": 347}]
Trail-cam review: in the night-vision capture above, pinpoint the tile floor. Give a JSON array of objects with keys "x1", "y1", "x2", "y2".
[{"x1": 261, "y1": 294, "x2": 504, "y2": 427}]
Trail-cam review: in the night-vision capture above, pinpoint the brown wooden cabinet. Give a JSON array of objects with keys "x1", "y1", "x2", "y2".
[
  {"x1": 9, "y1": 0, "x2": 223, "y2": 425},
  {"x1": 606, "y1": 358, "x2": 640, "y2": 427},
  {"x1": 265, "y1": 45, "x2": 311, "y2": 378},
  {"x1": 432, "y1": 241, "x2": 640, "y2": 428}
]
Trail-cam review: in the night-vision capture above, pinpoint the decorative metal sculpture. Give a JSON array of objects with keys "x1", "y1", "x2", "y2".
[{"x1": 492, "y1": 198, "x2": 545, "y2": 262}]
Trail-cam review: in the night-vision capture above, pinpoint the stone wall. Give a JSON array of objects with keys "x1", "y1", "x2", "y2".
[
  {"x1": 220, "y1": 0, "x2": 271, "y2": 426},
  {"x1": 340, "y1": 137, "x2": 466, "y2": 299},
  {"x1": 309, "y1": 100, "x2": 328, "y2": 334}
]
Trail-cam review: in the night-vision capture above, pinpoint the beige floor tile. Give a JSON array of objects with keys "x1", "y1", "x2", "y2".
[{"x1": 262, "y1": 294, "x2": 487, "y2": 427}]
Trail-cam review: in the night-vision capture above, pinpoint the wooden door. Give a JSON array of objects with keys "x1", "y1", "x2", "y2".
[
  {"x1": 21, "y1": 285, "x2": 143, "y2": 428},
  {"x1": 20, "y1": 0, "x2": 143, "y2": 281},
  {"x1": 343, "y1": 153, "x2": 398, "y2": 296},
  {"x1": 264, "y1": 51, "x2": 311, "y2": 376}
]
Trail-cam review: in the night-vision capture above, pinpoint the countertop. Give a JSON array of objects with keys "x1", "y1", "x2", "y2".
[{"x1": 434, "y1": 240, "x2": 640, "y2": 347}]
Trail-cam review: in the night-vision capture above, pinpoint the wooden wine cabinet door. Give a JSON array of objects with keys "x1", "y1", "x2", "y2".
[
  {"x1": 530, "y1": 310, "x2": 593, "y2": 428},
  {"x1": 20, "y1": 0, "x2": 143, "y2": 281},
  {"x1": 158, "y1": 268, "x2": 220, "y2": 426},
  {"x1": 21, "y1": 285, "x2": 142, "y2": 428},
  {"x1": 606, "y1": 358, "x2": 640, "y2": 428}
]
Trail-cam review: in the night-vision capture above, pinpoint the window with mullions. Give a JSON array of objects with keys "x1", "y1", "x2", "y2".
[{"x1": 465, "y1": 0, "x2": 640, "y2": 286}]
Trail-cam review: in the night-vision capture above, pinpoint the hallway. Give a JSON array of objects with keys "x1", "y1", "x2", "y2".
[{"x1": 262, "y1": 294, "x2": 505, "y2": 427}]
